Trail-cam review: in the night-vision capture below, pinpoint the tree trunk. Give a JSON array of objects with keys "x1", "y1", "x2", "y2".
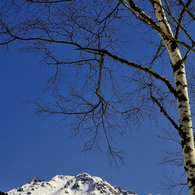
[{"x1": 153, "y1": 1, "x2": 195, "y2": 194}]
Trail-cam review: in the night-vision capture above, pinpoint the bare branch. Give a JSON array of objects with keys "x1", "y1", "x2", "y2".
[
  {"x1": 151, "y1": 95, "x2": 179, "y2": 131},
  {"x1": 25, "y1": 0, "x2": 72, "y2": 3},
  {"x1": 161, "y1": 173, "x2": 187, "y2": 195},
  {"x1": 175, "y1": 0, "x2": 193, "y2": 39}
]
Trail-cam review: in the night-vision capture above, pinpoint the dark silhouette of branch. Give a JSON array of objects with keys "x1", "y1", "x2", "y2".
[{"x1": 25, "y1": 0, "x2": 72, "y2": 3}]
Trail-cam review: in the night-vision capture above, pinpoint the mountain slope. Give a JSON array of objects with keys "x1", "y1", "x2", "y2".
[{"x1": 7, "y1": 173, "x2": 136, "y2": 195}]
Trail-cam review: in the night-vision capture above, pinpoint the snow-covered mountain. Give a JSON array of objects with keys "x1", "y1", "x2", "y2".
[{"x1": 7, "y1": 173, "x2": 136, "y2": 195}]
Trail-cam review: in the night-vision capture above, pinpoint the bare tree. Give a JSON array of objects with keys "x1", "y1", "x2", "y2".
[{"x1": 1, "y1": 0, "x2": 195, "y2": 194}]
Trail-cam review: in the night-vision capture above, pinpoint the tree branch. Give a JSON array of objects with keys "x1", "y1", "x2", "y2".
[
  {"x1": 25, "y1": 0, "x2": 72, "y2": 3},
  {"x1": 151, "y1": 95, "x2": 180, "y2": 131}
]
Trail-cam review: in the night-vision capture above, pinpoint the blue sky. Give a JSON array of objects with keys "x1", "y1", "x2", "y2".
[
  {"x1": 0, "y1": 50, "x2": 184, "y2": 195},
  {"x1": 0, "y1": 1, "x2": 188, "y2": 195}
]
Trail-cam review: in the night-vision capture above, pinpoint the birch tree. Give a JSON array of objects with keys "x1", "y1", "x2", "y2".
[{"x1": 1, "y1": 0, "x2": 195, "y2": 194}]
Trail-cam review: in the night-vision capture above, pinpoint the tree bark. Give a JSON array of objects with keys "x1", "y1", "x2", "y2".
[{"x1": 153, "y1": 0, "x2": 195, "y2": 194}]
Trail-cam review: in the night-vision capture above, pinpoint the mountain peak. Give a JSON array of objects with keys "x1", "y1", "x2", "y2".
[
  {"x1": 29, "y1": 177, "x2": 44, "y2": 183},
  {"x1": 7, "y1": 173, "x2": 136, "y2": 195},
  {"x1": 76, "y1": 172, "x2": 92, "y2": 179},
  {"x1": 75, "y1": 172, "x2": 93, "y2": 182}
]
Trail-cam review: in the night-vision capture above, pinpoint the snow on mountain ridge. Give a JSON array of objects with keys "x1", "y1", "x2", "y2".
[{"x1": 7, "y1": 173, "x2": 136, "y2": 195}]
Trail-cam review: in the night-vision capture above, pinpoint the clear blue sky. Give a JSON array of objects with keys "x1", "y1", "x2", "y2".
[
  {"x1": 0, "y1": 1, "x2": 187, "y2": 195},
  {"x1": 0, "y1": 50, "x2": 184, "y2": 195}
]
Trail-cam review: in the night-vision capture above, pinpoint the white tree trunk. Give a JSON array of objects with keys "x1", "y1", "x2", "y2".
[{"x1": 153, "y1": 1, "x2": 195, "y2": 194}]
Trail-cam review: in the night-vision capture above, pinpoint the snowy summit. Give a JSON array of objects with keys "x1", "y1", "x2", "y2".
[{"x1": 7, "y1": 172, "x2": 136, "y2": 195}]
